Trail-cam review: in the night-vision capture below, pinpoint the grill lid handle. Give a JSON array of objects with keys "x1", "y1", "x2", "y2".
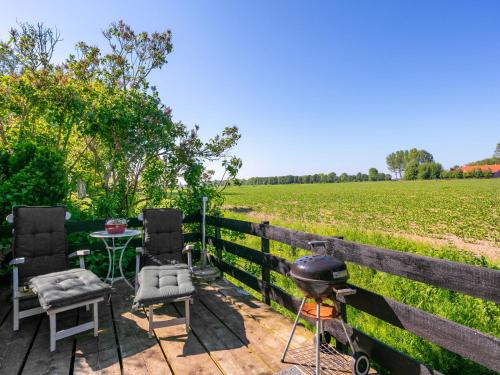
[{"x1": 333, "y1": 287, "x2": 357, "y2": 300}]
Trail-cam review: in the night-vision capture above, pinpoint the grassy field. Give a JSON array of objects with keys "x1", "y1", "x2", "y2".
[
  {"x1": 225, "y1": 179, "x2": 499, "y2": 246},
  {"x1": 219, "y1": 179, "x2": 500, "y2": 374}
]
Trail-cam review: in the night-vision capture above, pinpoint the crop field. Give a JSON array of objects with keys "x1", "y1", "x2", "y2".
[
  {"x1": 219, "y1": 179, "x2": 500, "y2": 374},
  {"x1": 224, "y1": 179, "x2": 500, "y2": 246}
]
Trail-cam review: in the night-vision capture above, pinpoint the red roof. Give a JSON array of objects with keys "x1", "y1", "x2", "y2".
[{"x1": 461, "y1": 164, "x2": 500, "y2": 173}]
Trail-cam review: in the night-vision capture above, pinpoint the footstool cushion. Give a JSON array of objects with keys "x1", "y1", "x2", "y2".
[
  {"x1": 134, "y1": 265, "x2": 195, "y2": 307},
  {"x1": 29, "y1": 268, "x2": 111, "y2": 310}
]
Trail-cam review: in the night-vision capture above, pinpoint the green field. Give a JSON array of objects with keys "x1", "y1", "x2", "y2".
[
  {"x1": 219, "y1": 179, "x2": 500, "y2": 374},
  {"x1": 224, "y1": 179, "x2": 500, "y2": 245}
]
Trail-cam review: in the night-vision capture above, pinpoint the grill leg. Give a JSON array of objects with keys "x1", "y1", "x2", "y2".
[
  {"x1": 315, "y1": 302, "x2": 321, "y2": 375},
  {"x1": 281, "y1": 296, "x2": 306, "y2": 362},
  {"x1": 319, "y1": 319, "x2": 324, "y2": 343}
]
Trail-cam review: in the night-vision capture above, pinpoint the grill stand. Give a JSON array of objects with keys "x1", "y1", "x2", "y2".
[
  {"x1": 282, "y1": 297, "x2": 345, "y2": 375},
  {"x1": 281, "y1": 293, "x2": 368, "y2": 375}
]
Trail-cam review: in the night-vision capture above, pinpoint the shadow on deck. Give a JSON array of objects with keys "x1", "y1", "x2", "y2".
[{"x1": 0, "y1": 279, "x2": 358, "y2": 375}]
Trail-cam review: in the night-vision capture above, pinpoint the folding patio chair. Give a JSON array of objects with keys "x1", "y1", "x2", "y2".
[
  {"x1": 134, "y1": 208, "x2": 195, "y2": 336},
  {"x1": 8, "y1": 205, "x2": 111, "y2": 351}
]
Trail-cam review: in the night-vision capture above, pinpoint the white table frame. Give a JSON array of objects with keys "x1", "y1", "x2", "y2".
[{"x1": 90, "y1": 229, "x2": 140, "y2": 289}]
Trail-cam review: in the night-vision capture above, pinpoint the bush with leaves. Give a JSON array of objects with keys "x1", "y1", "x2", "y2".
[
  {"x1": 404, "y1": 161, "x2": 419, "y2": 180},
  {"x1": 0, "y1": 142, "x2": 68, "y2": 217}
]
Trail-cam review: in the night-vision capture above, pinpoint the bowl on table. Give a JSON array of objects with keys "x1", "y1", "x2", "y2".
[{"x1": 105, "y1": 220, "x2": 128, "y2": 234}]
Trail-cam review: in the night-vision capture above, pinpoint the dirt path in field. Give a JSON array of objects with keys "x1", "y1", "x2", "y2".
[{"x1": 392, "y1": 232, "x2": 500, "y2": 263}]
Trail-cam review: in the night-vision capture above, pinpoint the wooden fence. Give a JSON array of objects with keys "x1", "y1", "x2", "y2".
[
  {"x1": 0, "y1": 214, "x2": 498, "y2": 374},
  {"x1": 204, "y1": 215, "x2": 500, "y2": 375}
]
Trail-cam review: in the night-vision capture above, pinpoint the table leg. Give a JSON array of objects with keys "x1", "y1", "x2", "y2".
[
  {"x1": 119, "y1": 236, "x2": 135, "y2": 289},
  {"x1": 101, "y1": 238, "x2": 113, "y2": 283},
  {"x1": 110, "y1": 238, "x2": 116, "y2": 284}
]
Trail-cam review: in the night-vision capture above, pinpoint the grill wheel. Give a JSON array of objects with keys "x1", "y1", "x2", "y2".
[{"x1": 351, "y1": 351, "x2": 370, "y2": 375}]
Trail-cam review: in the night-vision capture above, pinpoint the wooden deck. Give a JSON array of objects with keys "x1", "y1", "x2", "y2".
[{"x1": 0, "y1": 278, "x2": 359, "y2": 375}]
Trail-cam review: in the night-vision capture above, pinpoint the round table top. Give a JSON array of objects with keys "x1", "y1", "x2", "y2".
[{"x1": 90, "y1": 229, "x2": 141, "y2": 239}]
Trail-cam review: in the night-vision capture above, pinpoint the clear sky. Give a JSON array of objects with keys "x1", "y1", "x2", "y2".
[{"x1": 1, "y1": 0, "x2": 499, "y2": 178}]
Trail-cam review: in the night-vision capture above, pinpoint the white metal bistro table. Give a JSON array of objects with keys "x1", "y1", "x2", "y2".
[{"x1": 90, "y1": 229, "x2": 140, "y2": 289}]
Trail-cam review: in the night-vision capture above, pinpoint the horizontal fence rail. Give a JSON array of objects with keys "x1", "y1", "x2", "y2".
[
  {"x1": 206, "y1": 215, "x2": 500, "y2": 373},
  {"x1": 207, "y1": 215, "x2": 500, "y2": 304}
]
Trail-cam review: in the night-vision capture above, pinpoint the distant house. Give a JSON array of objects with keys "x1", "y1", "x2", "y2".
[{"x1": 461, "y1": 164, "x2": 500, "y2": 177}]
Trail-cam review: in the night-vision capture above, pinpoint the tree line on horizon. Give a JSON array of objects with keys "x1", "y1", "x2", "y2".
[
  {"x1": 240, "y1": 168, "x2": 391, "y2": 185},
  {"x1": 239, "y1": 144, "x2": 499, "y2": 186}
]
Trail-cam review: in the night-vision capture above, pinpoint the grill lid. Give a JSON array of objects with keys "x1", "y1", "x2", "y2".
[{"x1": 290, "y1": 255, "x2": 348, "y2": 283}]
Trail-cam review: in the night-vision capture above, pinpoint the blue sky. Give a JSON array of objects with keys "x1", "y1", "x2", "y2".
[{"x1": 1, "y1": 1, "x2": 499, "y2": 178}]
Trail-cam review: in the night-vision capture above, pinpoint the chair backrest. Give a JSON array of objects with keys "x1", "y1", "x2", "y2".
[
  {"x1": 12, "y1": 206, "x2": 68, "y2": 280},
  {"x1": 142, "y1": 208, "x2": 184, "y2": 266}
]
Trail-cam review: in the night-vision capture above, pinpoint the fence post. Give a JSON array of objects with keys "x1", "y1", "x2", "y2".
[
  {"x1": 215, "y1": 217, "x2": 223, "y2": 278},
  {"x1": 260, "y1": 220, "x2": 271, "y2": 305}
]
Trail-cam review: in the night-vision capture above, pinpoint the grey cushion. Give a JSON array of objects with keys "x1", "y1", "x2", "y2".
[
  {"x1": 29, "y1": 269, "x2": 111, "y2": 310},
  {"x1": 134, "y1": 265, "x2": 195, "y2": 307},
  {"x1": 142, "y1": 208, "x2": 185, "y2": 266},
  {"x1": 13, "y1": 206, "x2": 68, "y2": 280}
]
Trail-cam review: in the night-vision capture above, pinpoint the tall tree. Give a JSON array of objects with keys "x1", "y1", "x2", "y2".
[
  {"x1": 386, "y1": 150, "x2": 405, "y2": 178},
  {"x1": 386, "y1": 148, "x2": 434, "y2": 179},
  {"x1": 0, "y1": 22, "x2": 61, "y2": 74},
  {"x1": 368, "y1": 167, "x2": 379, "y2": 181}
]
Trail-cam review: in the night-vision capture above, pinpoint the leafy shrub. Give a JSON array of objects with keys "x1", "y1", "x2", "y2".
[
  {"x1": 0, "y1": 142, "x2": 68, "y2": 218},
  {"x1": 417, "y1": 162, "x2": 442, "y2": 180},
  {"x1": 404, "y1": 161, "x2": 419, "y2": 180},
  {"x1": 482, "y1": 169, "x2": 493, "y2": 178}
]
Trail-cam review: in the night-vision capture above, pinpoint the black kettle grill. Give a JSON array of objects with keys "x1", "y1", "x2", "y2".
[
  {"x1": 289, "y1": 254, "x2": 349, "y2": 298},
  {"x1": 281, "y1": 241, "x2": 370, "y2": 375}
]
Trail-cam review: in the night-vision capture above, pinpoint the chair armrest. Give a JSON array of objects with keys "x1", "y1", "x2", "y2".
[
  {"x1": 182, "y1": 244, "x2": 194, "y2": 254},
  {"x1": 11, "y1": 258, "x2": 24, "y2": 298},
  {"x1": 136, "y1": 247, "x2": 144, "y2": 254},
  {"x1": 68, "y1": 249, "x2": 91, "y2": 258},
  {"x1": 9, "y1": 257, "x2": 25, "y2": 266},
  {"x1": 69, "y1": 249, "x2": 90, "y2": 269}
]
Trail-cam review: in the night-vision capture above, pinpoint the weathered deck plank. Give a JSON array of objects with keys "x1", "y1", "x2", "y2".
[
  {"x1": 111, "y1": 283, "x2": 173, "y2": 375},
  {"x1": 210, "y1": 279, "x2": 312, "y2": 345},
  {"x1": 22, "y1": 310, "x2": 77, "y2": 375},
  {"x1": 152, "y1": 303, "x2": 223, "y2": 375},
  {"x1": 0, "y1": 310, "x2": 42, "y2": 374},
  {"x1": 198, "y1": 285, "x2": 295, "y2": 372},
  {"x1": 73, "y1": 302, "x2": 121, "y2": 374},
  {"x1": 0, "y1": 286, "x2": 12, "y2": 327},
  {"x1": 181, "y1": 293, "x2": 274, "y2": 374}
]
